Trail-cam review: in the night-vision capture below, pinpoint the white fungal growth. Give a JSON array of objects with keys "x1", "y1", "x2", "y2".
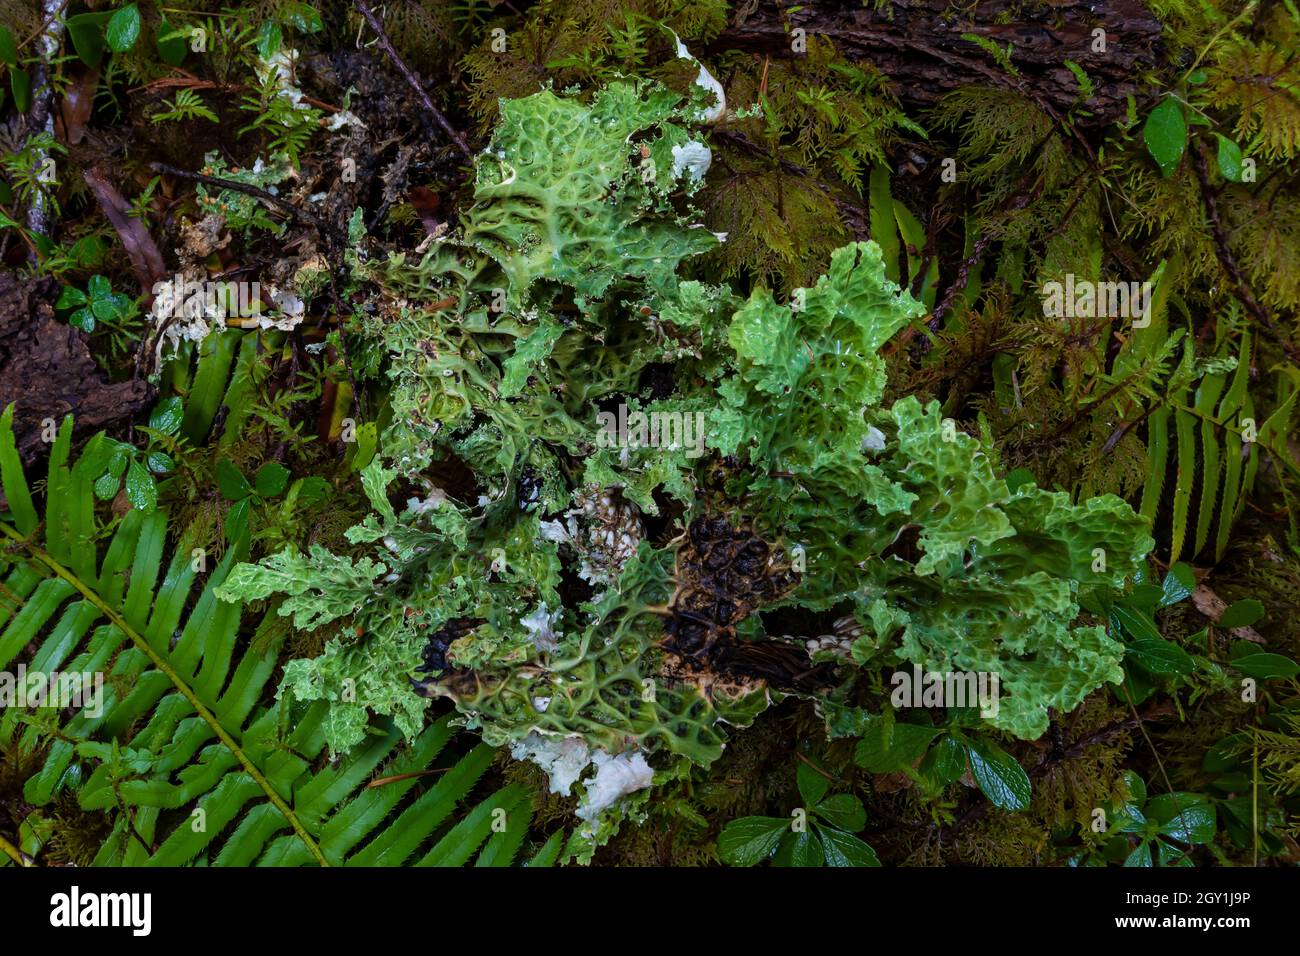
[
  {"x1": 673, "y1": 35, "x2": 726, "y2": 124},
  {"x1": 576, "y1": 750, "x2": 655, "y2": 821},
  {"x1": 671, "y1": 141, "x2": 713, "y2": 182},
  {"x1": 511, "y1": 733, "x2": 590, "y2": 796}
]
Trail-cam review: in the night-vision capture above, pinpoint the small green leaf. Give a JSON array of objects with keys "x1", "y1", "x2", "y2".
[
  {"x1": 254, "y1": 461, "x2": 291, "y2": 498},
  {"x1": 1124, "y1": 841, "x2": 1153, "y2": 867},
  {"x1": 1143, "y1": 97, "x2": 1187, "y2": 177},
  {"x1": 86, "y1": 274, "x2": 111, "y2": 299},
  {"x1": 146, "y1": 451, "x2": 174, "y2": 474},
  {"x1": 1146, "y1": 793, "x2": 1216, "y2": 844},
  {"x1": 919, "y1": 734, "x2": 966, "y2": 787},
  {"x1": 796, "y1": 761, "x2": 830, "y2": 807},
  {"x1": 774, "y1": 828, "x2": 824, "y2": 867},
  {"x1": 1219, "y1": 598, "x2": 1264, "y2": 629},
  {"x1": 0, "y1": 27, "x2": 17, "y2": 67},
  {"x1": 66, "y1": 12, "x2": 109, "y2": 67},
  {"x1": 216, "y1": 458, "x2": 252, "y2": 500},
  {"x1": 156, "y1": 17, "x2": 188, "y2": 66},
  {"x1": 1215, "y1": 133, "x2": 1244, "y2": 182},
  {"x1": 56, "y1": 285, "x2": 89, "y2": 309},
  {"x1": 966, "y1": 738, "x2": 1032, "y2": 811},
  {"x1": 93, "y1": 471, "x2": 120, "y2": 500},
  {"x1": 280, "y1": 2, "x2": 323, "y2": 33},
  {"x1": 1121, "y1": 769, "x2": 1147, "y2": 806},
  {"x1": 225, "y1": 496, "x2": 251, "y2": 545},
  {"x1": 69, "y1": 308, "x2": 95, "y2": 333},
  {"x1": 812, "y1": 793, "x2": 866, "y2": 832},
  {"x1": 817, "y1": 826, "x2": 880, "y2": 867},
  {"x1": 256, "y1": 21, "x2": 283, "y2": 60},
  {"x1": 149, "y1": 396, "x2": 184, "y2": 435},
  {"x1": 854, "y1": 720, "x2": 939, "y2": 773},
  {"x1": 718, "y1": 816, "x2": 789, "y2": 867},
  {"x1": 124, "y1": 459, "x2": 157, "y2": 511},
  {"x1": 10, "y1": 67, "x2": 30, "y2": 113},
  {"x1": 1159, "y1": 562, "x2": 1195, "y2": 607},
  {"x1": 106, "y1": 4, "x2": 142, "y2": 53}
]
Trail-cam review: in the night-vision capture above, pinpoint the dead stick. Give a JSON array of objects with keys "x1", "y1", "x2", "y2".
[{"x1": 353, "y1": 0, "x2": 472, "y2": 158}]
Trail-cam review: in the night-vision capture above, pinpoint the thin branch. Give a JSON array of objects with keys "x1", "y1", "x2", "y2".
[{"x1": 353, "y1": 0, "x2": 472, "y2": 158}]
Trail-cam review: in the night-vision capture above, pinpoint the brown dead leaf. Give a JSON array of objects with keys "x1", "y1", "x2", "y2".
[
  {"x1": 1191, "y1": 584, "x2": 1265, "y2": 644},
  {"x1": 83, "y1": 165, "x2": 167, "y2": 299},
  {"x1": 59, "y1": 65, "x2": 100, "y2": 145}
]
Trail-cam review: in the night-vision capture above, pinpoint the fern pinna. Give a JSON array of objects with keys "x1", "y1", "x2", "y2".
[{"x1": 0, "y1": 404, "x2": 552, "y2": 867}]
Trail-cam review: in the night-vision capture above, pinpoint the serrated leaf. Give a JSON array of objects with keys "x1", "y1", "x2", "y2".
[
  {"x1": 149, "y1": 396, "x2": 184, "y2": 435},
  {"x1": 717, "y1": 816, "x2": 789, "y2": 867},
  {"x1": 124, "y1": 459, "x2": 156, "y2": 511},
  {"x1": 818, "y1": 826, "x2": 880, "y2": 867}
]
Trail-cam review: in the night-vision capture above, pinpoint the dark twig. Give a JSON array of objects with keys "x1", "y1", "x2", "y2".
[
  {"x1": 148, "y1": 161, "x2": 341, "y2": 242},
  {"x1": 353, "y1": 0, "x2": 472, "y2": 158}
]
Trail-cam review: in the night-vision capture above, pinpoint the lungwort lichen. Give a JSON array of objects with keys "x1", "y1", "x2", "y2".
[{"x1": 217, "y1": 80, "x2": 1154, "y2": 859}]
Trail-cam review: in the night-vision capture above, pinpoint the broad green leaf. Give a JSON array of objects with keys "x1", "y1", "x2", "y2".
[
  {"x1": 1125, "y1": 636, "x2": 1195, "y2": 676},
  {"x1": 774, "y1": 828, "x2": 824, "y2": 867},
  {"x1": 796, "y1": 761, "x2": 830, "y2": 807},
  {"x1": 280, "y1": 2, "x2": 324, "y2": 33},
  {"x1": 1229, "y1": 653, "x2": 1300, "y2": 680},
  {"x1": 1219, "y1": 599, "x2": 1264, "y2": 629},
  {"x1": 966, "y1": 738, "x2": 1032, "y2": 811},
  {"x1": 812, "y1": 793, "x2": 866, "y2": 832},
  {"x1": 66, "y1": 12, "x2": 110, "y2": 66},
  {"x1": 10, "y1": 66, "x2": 29, "y2": 113},
  {"x1": 1159, "y1": 563, "x2": 1195, "y2": 607},
  {"x1": 818, "y1": 826, "x2": 881, "y2": 867},
  {"x1": 217, "y1": 458, "x2": 252, "y2": 501},
  {"x1": 1146, "y1": 793, "x2": 1216, "y2": 844},
  {"x1": 149, "y1": 397, "x2": 184, "y2": 435},
  {"x1": 256, "y1": 21, "x2": 283, "y2": 60},
  {"x1": 56, "y1": 285, "x2": 89, "y2": 309},
  {"x1": 0, "y1": 27, "x2": 16, "y2": 66},
  {"x1": 1124, "y1": 841, "x2": 1153, "y2": 867},
  {"x1": 156, "y1": 17, "x2": 188, "y2": 66},
  {"x1": 718, "y1": 816, "x2": 789, "y2": 867},
  {"x1": 855, "y1": 720, "x2": 939, "y2": 773}
]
